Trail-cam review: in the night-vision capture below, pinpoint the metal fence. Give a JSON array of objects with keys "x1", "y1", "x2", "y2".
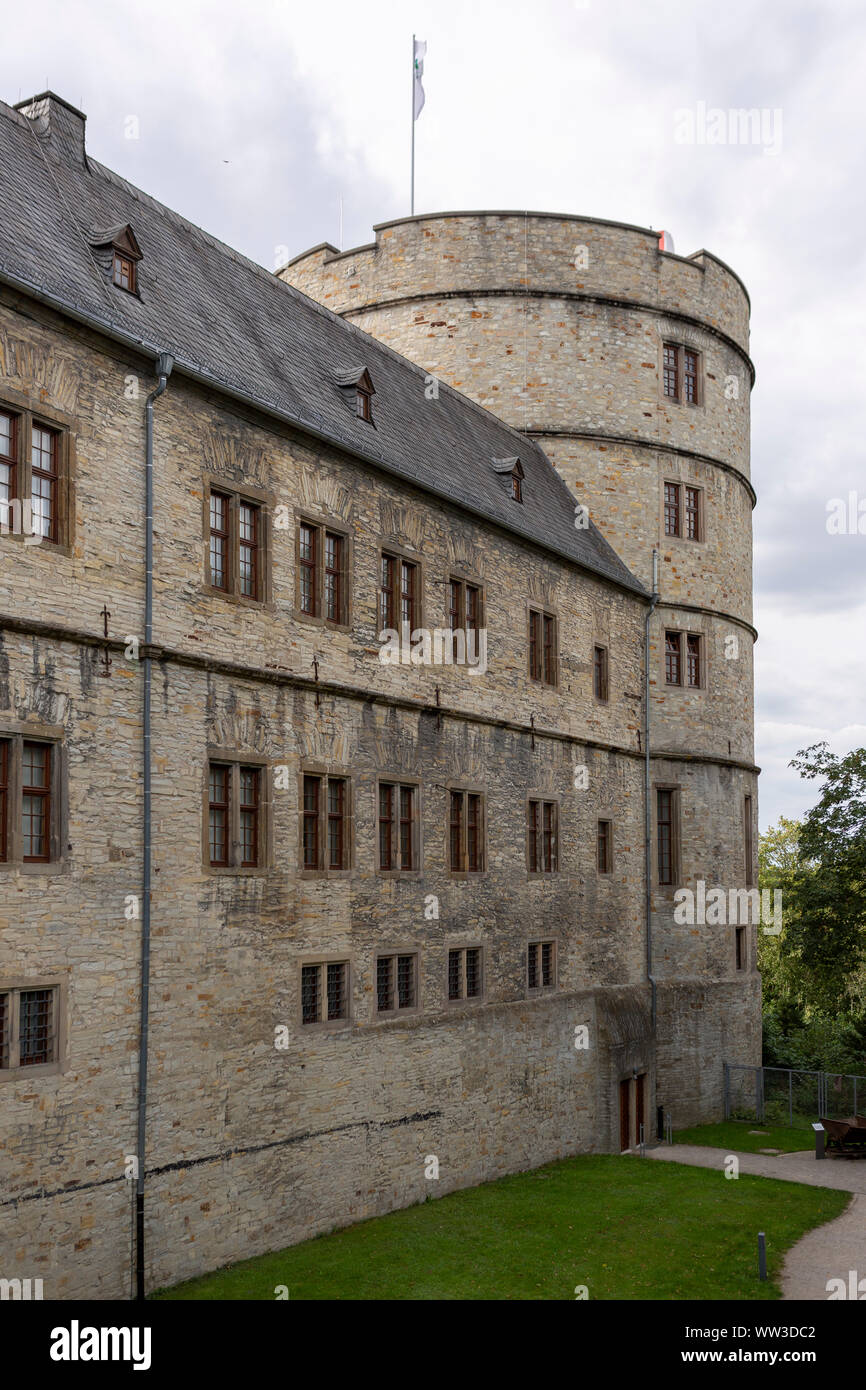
[{"x1": 724, "y1": 1063, "x2": 866, "y2": 1129}]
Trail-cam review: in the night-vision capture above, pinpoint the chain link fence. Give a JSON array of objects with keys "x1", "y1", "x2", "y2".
[{"x1": 724, "y1": 1064, "x2": 866, "y2": 1129}]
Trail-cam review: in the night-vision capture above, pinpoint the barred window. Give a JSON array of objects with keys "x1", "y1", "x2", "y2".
[
  {"x1": 207, "y1": 759, "x2": 265, "y2": 870},
  {"x1": 377, "y1": 953, "x2": 417, "y2": 1014},
  {"x1": 448, "y1": 947, "x2": 482, "y2": 1001},
  {"x1": 449, "y1": 789, "x2": 484, "y2": 872},
  {"x1": 528, "y1": 799, "x2": 558, "y2": 873},
  {"x1": 529, "y1": 608, "x2": 557, "y2": 685},
  {"x1": 527, "y1": 941, "x2": 555, "y2": 991},
  {"x1": 207, "y1": 486, "x2": 263, "y2": 600},
  {"x1": 0, "y1": 985, "x2": 59, "y2": 1071},
  {"x1": 379, "y1": 782, "x2": 417, "y2": 871},
  {"x1": 301, "y1": 961, "x2": 349, "y2": 1024}
]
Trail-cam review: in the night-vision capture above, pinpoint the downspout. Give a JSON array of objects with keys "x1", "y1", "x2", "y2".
[
  {"x1": 135, "y1": 352, "x2": 173, "y2": 1301},
  {"x1": 645, "y1": 549, "x2": 659, "y2": 1032}
]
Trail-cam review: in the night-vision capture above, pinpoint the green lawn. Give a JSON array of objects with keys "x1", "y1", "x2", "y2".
[
  {"x1": 673, "y1": 1121, "x2": 814, "y2": 1154},
  {"x1": 150, "y1": 1154, "x2": 847, "y2": 1301}
]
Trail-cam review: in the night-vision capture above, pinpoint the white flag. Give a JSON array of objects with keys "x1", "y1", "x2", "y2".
[{"x1": 413, "y1": 39, "x2": 427, "y2": 120}]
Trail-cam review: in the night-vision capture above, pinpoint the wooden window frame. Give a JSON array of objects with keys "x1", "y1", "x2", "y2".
[
  {"x1": 528, "y1": 606, "x2": 558, "y2": 686},
  {"x1": 377, "y1": 778, "x2": 419, "y2": 874},
  {"x1": 593, "y1": 644, "x2": 609, "y2": 702},
  {"x1": 664, "y1": 629, "x2": 704, "y2": 689},
  {"x1": 447, "y1": 787, "x2": 486, "y2": 876},
  {"x1": 527, "y1": 796, "x2": 560, "y2": 875},
  {"x1": 447, "y1": 575, "x2": 484, "y2": 637},
  {"x1": 0, "y1": 395, "x2": 73, "y2": 551},
  {"x1": 597, "y1": 818, "x2": 613, "y2": 876},
  {"x1": 663, "y1": 479, "x2": 703, "y2": 542},
  {"x1": 0, "y1": 730, "x2": 64, "y2": 872},
  {"x1": 375, "y1": 950, "x2": 420, "y2": 1017},
  {"x1": 655, "y1": 785, "x2": 681, "y2": 888},
  {"x1": 298, "y1": 955, "x2": 351, "y2": 1029},
  {"x1": 379, "y1": 547, "x2": 421, "y2": 635},
  {"x1": 661, "y1": 343, "x2": 702, "y2": 406},
  {"x1": 446, "y1": 945, "x2": 484, "y2": 1004},
  {"x1": 295, "y1": 515, "x2": 351, "y2": 628},
  {"x1": 112, "y1": 251, "x2": 137, "y2": 294},
  {"x1": 204, "y1": 481, "x2": 268, "y2": 604},
  {"x1": 0, "y1": 978, "x2": 67, "y2": 1080},
  {"x1": 527, "y1": 939, "x2": 557, "y2": 993},
  {"x1": 204, "y1": 754, "x2": 269, "y2": 873},
  {"x1": 298, "y1": 767, "x2": 352, "y2": 875}
]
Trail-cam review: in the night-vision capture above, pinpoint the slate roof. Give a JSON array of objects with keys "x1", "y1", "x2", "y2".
[{"x1": 0, "y1": 93, "x2": 645, "y2": 597}]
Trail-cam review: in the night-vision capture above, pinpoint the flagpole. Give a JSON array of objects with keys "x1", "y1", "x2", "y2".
[{"x1": 410, "y1": 33, "x2": 415, "y2": 215}]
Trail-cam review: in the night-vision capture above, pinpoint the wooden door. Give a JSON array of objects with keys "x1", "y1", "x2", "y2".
[{"x1": 619, "y1": 1078, "x2": 631, "y2": 1151}]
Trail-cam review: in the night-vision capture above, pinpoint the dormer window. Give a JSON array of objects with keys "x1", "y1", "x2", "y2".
[
  {"x1": 90, "y1": 223, "x2": 143, "y2": 297},
  {"x1": 492, "y1": 456, "x2": 525, "y2": 503},
  {"x1": 335, "y1": 367, "x2": 376, "y2": 425},
  {"x1": 356, "y1": 384, "x2": 372, "y2": 421},
  {"x1": 112, "y1": 253, "x2": 135, "y2": 293}
]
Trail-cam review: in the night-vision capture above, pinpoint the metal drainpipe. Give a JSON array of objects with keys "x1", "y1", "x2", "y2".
[
  {"x1": 645, "y1": 549, "x2": 660, "y2": 1032},
  {"x1": 135, "y1": 352, "x2": 173, "y2": 1302}
]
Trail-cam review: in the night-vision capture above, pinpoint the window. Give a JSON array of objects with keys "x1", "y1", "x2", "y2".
[
  {"x1": 301, "y1": 961, "x2": 349, "y2": 1025},
  {"x1": 735, "y1": 927, "x2": 747, "y2": 972},
  {"x1": 378, "y1": 781, "x2": 417, "y2": 871},
  {"x1": 657, "y1": 788, "x2": 679, "y2": 886},
  {"x1": 449, "y1": 790, "x2": 484, "y2": 873},
  {"x1": 0, "y1": 402, "x2": 68, "y2": 546},
  {"x1": 529, "y1": 608, "x2": 557, "y2": 685},
  {"x1": 207, "y1": 486, "x2": 264, "y2": 601},
  {"x1": 297, "y1": 520, "x2": 348, "y2": 624},
  {"x1": 447, "y1": 947, "x2": 482, "y2": 1001},
  {"x1": 528, "y1": 799, "x2": 558, "y2": 873},
  {"x1": 301, "y1": 772, "x2": 349, "y2": 872},
  {"x1": 376, "y1": 954, "x2": 418, "y2": 1014},
  {"x1": 112, "y1": 252, "x2": 136, "y2": 293},
  {"x1": 0, "y1": 736, "x2": 58, "y2": 867},
  {"x1": 206, "y1": 759, "x2": 265, "y2": 870},
  {"x1": 744, "y1": 794, "x2": 754, "y2": 887},
  {"x1": 527, "y1": 941, "x2": 555, "y2": 992},
  {"x1": 0, "y1": 985, "x2": 60, "y2": 1072},
  {"x1": 662, "y1": 343, "x2": 701, "y2": 405},
  {"x1": 593, "y1": 645, "x2": 609, "y2": 701},
  {"x1": 448, "y1": 578, "x2": 482, "y2": 634},
  {"x1": 511, "y1": 474, "x2": 522, "y2": 503},
  {"x1": 664, "y1": 482, "x2": 702, "y2": 540},
  {"x1": 665, "y1": 631, "x2": 702, "y2": 688},
  {"x1": 357, "y1": 385, "x2": 372, "y2": 421},
  {"x1": 380, "y1": 553, "x2": 418, "y2": 633},
  {"x1": 597, "y1": 819, "x2": 612, "y2": 875}
]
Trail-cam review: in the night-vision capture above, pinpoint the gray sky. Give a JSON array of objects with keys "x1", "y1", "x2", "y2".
[{"x1": 3, "y1": 0, "x2": 864, "y2": 830}]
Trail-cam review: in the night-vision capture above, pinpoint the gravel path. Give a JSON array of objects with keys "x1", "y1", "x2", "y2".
[{"x1": 644, "y1": 1144, "x2": 866, "y2": 1300}]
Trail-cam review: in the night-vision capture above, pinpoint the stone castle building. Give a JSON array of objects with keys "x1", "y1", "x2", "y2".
[{"x1": 0, "y1": 92, "x2": 760, "y2": 1299}]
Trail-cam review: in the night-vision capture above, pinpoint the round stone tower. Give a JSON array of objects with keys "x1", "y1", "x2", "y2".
[{"x1": 282, "y1": 212, "x2": 761, "y2": 1115}]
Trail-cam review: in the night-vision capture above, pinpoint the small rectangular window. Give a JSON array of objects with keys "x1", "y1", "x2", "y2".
[
  {"x1": 657, "y1": 788, "x2": 679, "y2": 886},
  {"x1": 597, "y1": 819, "x2": 612, "y2": 874},
  {"x1": 449, "y1": 790, "x2": 484, "y2": 873},
  {"x1": 112, "y1": 253, "x2": 136, "y2": 292},
  {"x1": 377, "y1": 953, "x2": 417, "y2": 1014},
  {"x1": 528, "y1": 799, "x2": 558, "y2": 873},
  {"x1": 0, "y1": 409, "x2": 18, "y2": 524},
  {"x1": 208, "y1": 763, "x2": 230, "y2": 867},
  {"x1": 303, "y1": 774, "x2": 320, "y2": 870},
  {"x1": 529, "y1": 608, "x2": 557, "y2": 685},
  {"x1": 0, "y1": 985, "x2": 60, "y2": 1071},
  {"x1": 301, "y1": 961, "x2": 349, "y2": 1024},
  {"x1": 593, "y1": 645, "x2": 609, "y2": 701},
  {"x1": 324, "y1": 532, "x2": 344, "y2": 624},
  {"x1": 327, "y1": 777, "x2": 347, "y2": 870},
  {"x1": 663, "y1": 343, "x2": 679, "y2": 399},
  {"x1": 22, "y1": 742, "x2": 51, "y2": 862},
  {"x1": 0, "y1": 738, "x2": 8, "y2": 863},
  {"x1": 528, "y1": 940, "x2": 555, "y2": 991},
  {"x1": 207, "y1": 488, "x2": 263, "y2": 600},
  {"x1": 735, "y1": 927, "x2": 746, "y2": 972},
  {"x1": 447, "y1": 578, "x2": 483, "y2": 643},
  {"x1": 448, "y1": 947, "x2": 482, "y2": 1001},
  {"x1": 685, "y1": 486, "x2": 701, "y2": 540},
  {"x1": 31, "y1": 425, "x2": 59, "y2": 543},
  {"x1": 686, "y1": 633, "x2": 702, "y2": 688},
  {"x1": 239, "y1": 767, "x2": 259, "y2": 867},
  {"x1": 379, "y1": 782, "x2": 417, "y2": 871},
  {"x1": 664, "y1": 481, "x2": 681, "y2": 537},
  {"x1": 744, "y1": 794, "x2": 754, "y2": 887},
  {"x1": 665, "y1": 630, "x2": 682, "y2": 686},
  {"x1": 684, "y1": 350, "x2": 699, "y2": 404}
]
